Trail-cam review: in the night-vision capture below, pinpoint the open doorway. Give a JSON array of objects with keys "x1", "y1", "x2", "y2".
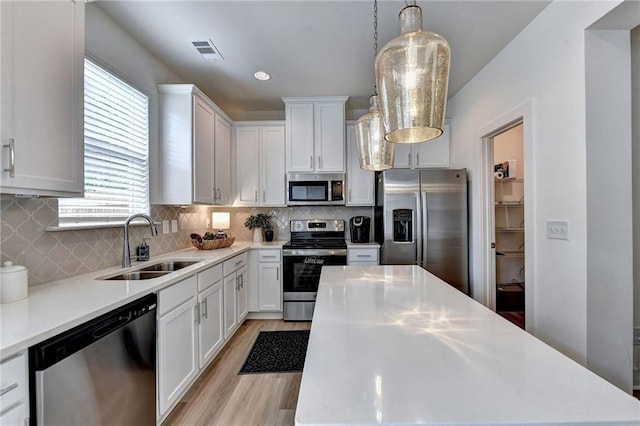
[{"x1": 492, "y1": 123, "x2": 525, "y2": 329}]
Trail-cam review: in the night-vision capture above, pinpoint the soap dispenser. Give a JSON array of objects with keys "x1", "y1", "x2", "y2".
[{"x1": 136, "y1": 238, "x2": 150, "y2": 261}]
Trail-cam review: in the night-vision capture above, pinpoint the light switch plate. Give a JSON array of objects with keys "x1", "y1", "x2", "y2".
[
  {"x1": 171, "y1": 220, "x2": 178, "y2": 233},
  {"x1": 546, "y1": 220, "x2": 569, "y2": 240},
  {"x1": 162, "y1": 220, "x2": 170, "y2": 234}
]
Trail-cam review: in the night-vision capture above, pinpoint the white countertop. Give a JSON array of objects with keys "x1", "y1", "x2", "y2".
[
  {"x1": 346, "y1": 241, "x2": 380, "y2": 248},
  {"x1": 296, "y1": 265, "x2": 640, "y2": 425},
  {"x1": 0, "y1": 241, "x2": 284, "y2": 359}
]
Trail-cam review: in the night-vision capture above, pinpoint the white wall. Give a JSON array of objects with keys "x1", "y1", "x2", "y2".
[
  {"x1": 85, "y1": 4, "x2": 185, "y2": 202},
  {"x1": 446, "y1": 1, "x2": 623, "y2": 367}
]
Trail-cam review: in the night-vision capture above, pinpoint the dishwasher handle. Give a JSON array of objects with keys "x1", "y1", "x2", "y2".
[{"x1": 30, "y1": 293, "x2": 157, "y2": 371}]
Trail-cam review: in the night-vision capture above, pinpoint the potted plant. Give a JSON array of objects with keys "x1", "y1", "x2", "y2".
[{"x1": 244, "y1": 213, "x2": 273, "y2": 242}]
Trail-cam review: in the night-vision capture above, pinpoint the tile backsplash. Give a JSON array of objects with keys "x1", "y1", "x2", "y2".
[{"x1": 0, "y1": 197, "x2": 372, "y2": 287}]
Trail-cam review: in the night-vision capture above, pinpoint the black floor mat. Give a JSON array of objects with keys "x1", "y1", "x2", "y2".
[{"x1": 238, "y1": 330, "x2": 310, "y2": 374}]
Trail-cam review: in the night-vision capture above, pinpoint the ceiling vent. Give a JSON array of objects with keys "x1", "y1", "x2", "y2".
[{"x1": 191, "y1": 40, "x2": 224, "y2": 61}]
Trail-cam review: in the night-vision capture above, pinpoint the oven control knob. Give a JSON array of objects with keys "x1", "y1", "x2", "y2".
[{"x1": 294, "y1": 223, "x2": 301, "y2": 230}]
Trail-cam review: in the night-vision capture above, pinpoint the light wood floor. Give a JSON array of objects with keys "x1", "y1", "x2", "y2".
[{"x1": 163, "y1": 320, "x2": 311, "y2": 426}]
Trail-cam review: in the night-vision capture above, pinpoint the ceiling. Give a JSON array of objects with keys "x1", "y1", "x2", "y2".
[{"x1": 95, "y1": 1, "x2": 550, "y2": 120}]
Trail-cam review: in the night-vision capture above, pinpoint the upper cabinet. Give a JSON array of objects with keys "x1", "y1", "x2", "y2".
[
  {"x1": 283, "y1": 97, "x2": 348, "y2": 173},
  {"x1": 393, "y1": 122, "x2": 450, "y2": 169},
  {"x1": 234, "y1": 122, "x2": 286, "y2": 207},
  {"x1": 155, "y1": 84, "x2": 232, "y2": 205},
  {"x1": 345, "y1": 122, "x2": 374, "y2": 206},
  {"x1": 0, "y1": 0, "x2": 84, "y2": 197}
]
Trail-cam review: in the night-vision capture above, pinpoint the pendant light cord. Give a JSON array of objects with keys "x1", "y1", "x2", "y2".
[{"x1": 373, "y1": 0, "x2": 378, "y2": 94}]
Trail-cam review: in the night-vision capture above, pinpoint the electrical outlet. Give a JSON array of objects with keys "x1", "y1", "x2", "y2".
[
  {"x1": 162, "y1": 220, "x2": 170, "y2": 234},
  {"x1": 171, "y1": 220, "x2": 178, "y2": 233},
  {"x1": 546, "y1": 220, "x2": 569, "y2": 240}
]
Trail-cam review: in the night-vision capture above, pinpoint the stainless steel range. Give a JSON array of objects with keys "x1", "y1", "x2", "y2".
[{"x1": 282, "y1": 219, "x2": 347, "y2": 321}]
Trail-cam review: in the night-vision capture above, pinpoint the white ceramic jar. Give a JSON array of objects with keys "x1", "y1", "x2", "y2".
[{"x1": 0, "y1": 261, "x2": 28, "y2": 303}]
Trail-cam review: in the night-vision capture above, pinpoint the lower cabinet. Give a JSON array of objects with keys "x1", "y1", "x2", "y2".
[
  {"x1": 248, "y1": 249, "x2": 282, "y2": 314},
  {"x1": 0, "y1": 352, "x2": 28, "y2": 426},
  {"x1": 158, "y1": 263, "x2": 226, "y2": 419},
  {"x1": 347, "y1": 247, "x2": 379, "y2": 266},
  {"x1": 222, "y1": 253, "x2": 248, "y2": 339},
  {"x1": 157, "y1": 276, "x2": 199, "y2": 418}
]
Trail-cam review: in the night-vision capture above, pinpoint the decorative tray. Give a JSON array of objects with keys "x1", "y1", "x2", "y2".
[{"x1": 190, "y1": 233, "x2": 235, "y2": 250}]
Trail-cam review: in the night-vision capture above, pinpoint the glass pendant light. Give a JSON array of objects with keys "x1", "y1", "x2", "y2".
[
  {"x1": 355, "y1": 0, "x2": 395, "y2": 171},
  {"x1": 375, "y1": 3, "x2": 450, "y2": 144}
]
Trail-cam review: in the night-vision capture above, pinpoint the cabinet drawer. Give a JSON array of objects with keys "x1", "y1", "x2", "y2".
[
  {"x1": 223, "y1": 253, "x2": 248, "y2": 276},
  {"x1": 0, "y1": 353, "x2": 27, "y2": 414},
  {"x1": 348, "y1": 248, "x2": 378, "y2": 263},
  {"x1": 197, "y1": 263, "x2": 222, "y2": 292},
  {"x1": 257, "y1": 250, "x2": 281, "y2": 263},
  {"x1": 158, "y1": 275, "x2": 197, "y2": 316}
]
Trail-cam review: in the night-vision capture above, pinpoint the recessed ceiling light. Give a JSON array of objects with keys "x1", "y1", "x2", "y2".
[{"x1": 254, "y1": 70, "x2": 271, "y2": 81}]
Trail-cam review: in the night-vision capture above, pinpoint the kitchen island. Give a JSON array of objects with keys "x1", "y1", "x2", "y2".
[{"x1": 296, "y1": 265, "x2": 640, "y2": 425}]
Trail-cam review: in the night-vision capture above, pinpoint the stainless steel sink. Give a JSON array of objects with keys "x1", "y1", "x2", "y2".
[
  {"x1": 104, "y1": 271, "x2": 170, "y2": 280},
  {"x1": 100, "y1": 260, "x2": 201, "y2": 280},
  {"x1": 138, "y1": 260, "x2": 200, "y2": 272}
]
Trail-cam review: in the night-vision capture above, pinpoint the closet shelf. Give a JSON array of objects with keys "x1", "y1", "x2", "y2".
[
  {"x1": 496, "y1": 251, "x2": 525, "y2": 257},
  {"x1": 495, "y1": 201, "x2": 524, "y2": 207},
  {"x1": 496, "y1": 227, "x2": 524, "y2": 232}
]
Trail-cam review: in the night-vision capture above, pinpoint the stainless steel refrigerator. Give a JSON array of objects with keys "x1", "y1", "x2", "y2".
[{"x1": 374, "y1": 169, "x2": 469, "y2": 294}]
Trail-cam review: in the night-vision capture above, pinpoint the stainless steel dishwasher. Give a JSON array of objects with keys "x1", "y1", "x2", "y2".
[{"x1": 28, "y1": 294, "x2": 157, "y2": 425}]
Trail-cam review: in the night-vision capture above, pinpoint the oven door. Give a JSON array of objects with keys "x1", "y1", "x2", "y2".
[{"x1": 282, "y1": 249, "x2": 347, "y2": 301}]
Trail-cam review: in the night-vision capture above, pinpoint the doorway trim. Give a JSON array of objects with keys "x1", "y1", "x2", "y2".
[{"x1": 478, "y1": 101, "x2": 536, "y2": 332}]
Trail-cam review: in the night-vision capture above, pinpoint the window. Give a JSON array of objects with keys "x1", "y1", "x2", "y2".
[{"x1": 59, "y1": 59, "x2": 149, "y2": 225}]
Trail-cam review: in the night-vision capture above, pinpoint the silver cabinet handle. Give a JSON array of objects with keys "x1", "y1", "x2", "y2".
[
  {"x1": 236, "y1": 276, "x2": 240, "y2": 290},
  {"x1": 217, "y1": 188, "x2": 222, "y2": 201},
  {"x1": 318, "y1": 156, "x2": 322, "y2": 169},
  {"x1": 254, "y1": 190, "x2": 258, "y2": 202},
  {"x1": 276, "y1": 267, "x2": 279, "y2": 281},
  {"x1": 3, "y1": 138, "x2": 15, "y2": 178},
  {"x1": 356, "y1": 254, "x2": 370, "y2": 258},
  {"x1": 309, "y1": 156, "x2": 313, "y2": 169},
  {"x1": 239, "y1": 274, "x2": 244, "y2": 289},
  {"x1": 416, "y1": 153, "x2": 420, "y2": 165},
  {"x1": 348, "y1": 189, "x2": 352, "y2": 202},
  {"x1": 0, "y1": 383, "x2": 18, "y2": 396},
  {"x1": 202, "y1": 299, "x2": 208, "y2": 319},
  {"x1": 195, "y1": 303, "x2": 200, "y2": 324},
  {"x1": 263, "y1": 191, "x2": 266, "y2": 202},
  {"x1": 408, "y1": 153, "x2": 411, "y2": 167}
]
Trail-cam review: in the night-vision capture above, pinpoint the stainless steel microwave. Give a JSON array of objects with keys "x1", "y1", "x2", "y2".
[{"x1": 286, "y1": 173, "x2": 345, "y2": 206}]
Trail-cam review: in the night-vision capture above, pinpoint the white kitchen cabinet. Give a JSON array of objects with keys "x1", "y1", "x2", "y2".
[
  {"x1": 233, "y1": 122, "x2": 285, "y2": 207},
  {"x1": 196, "y1": 264, "x2": 224, "y2": 369},
  {"x1": 222, "y1": 253, "x2": 248, "y2": 338},
  {"x1": 0, "y1": 0, "x2": 84, "y2": 197},
  {"x1": 345, "y1": 122, "x2": 375, "y2": 206},
  {"x1": 214, "y1": 113, "x2": 232, "y2": 205},
  {"x1": 157, "y1": 276, "x2": 198, "y2": 417},
  {"x1": 248, "y1": 249, "x2": 283, "y2": 313},
  {"x1": 155, "y1": 84, "x2": 233, "y2": 205},
  {"x1": 393, "y1": 122, "x2": 450, "y2": 169},
  {"x1": 283, "y1": 97, "x2": 348, "y2": 173},
  {"x1": 347, "y1": 247, "x2": 379, "y2": 266},
  {"x1": 0, "y1": 352, "x2": 28, "y2": 426}
]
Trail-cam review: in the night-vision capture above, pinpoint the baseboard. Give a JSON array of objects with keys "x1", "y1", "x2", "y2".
[{"x1": 246, "y1": 312, "x2": 284, "y2": 320}]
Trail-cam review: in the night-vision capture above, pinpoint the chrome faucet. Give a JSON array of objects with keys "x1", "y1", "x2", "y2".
[{"x1": 122, "y1": 214, "x2": 158, "y2": 268}]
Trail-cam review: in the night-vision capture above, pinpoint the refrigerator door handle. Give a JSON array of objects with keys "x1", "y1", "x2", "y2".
[
  {"x1": 415, "y1": 192, "x2": 423, "y2": 267},
  {"x1": 421, "y1": 191, "x2": 428, "y2": 268}
]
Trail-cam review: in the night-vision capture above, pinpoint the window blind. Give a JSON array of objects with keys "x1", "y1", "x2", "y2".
[{"x1": 59, "y1": 59, "x2": 149, "y2": 224}]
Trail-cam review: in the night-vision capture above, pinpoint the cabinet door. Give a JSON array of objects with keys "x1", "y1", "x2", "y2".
[
  {"x1": 214, "y1": 113, "x2": 232, "y2": 205},
  {"x1": 158, "y1": 298, "x2": 198, "y2": 416},
  {"x1": 234, "y1": 126, "x2": 260, "y2": 206},
  {"x1": 198, "y1": 282, "x2": 224, "y2": 368},
  {"x1": 1, "y1": 1, "x2": 84, "y2": 197},
  {"x1": 193, "y1": 94, "x2": 215, "y2": 203},
  {"x1": 414, "y1": 123, "x2": 450, "y2": 168},
  {"x1": 346, "y1": 123, "x2": 374, "y2": 206},
  {"x1": 258, "y1": 263, "x2": 282, "y2": 311},
  {"x1": 260, "y1": 126, "x2": 286, "y2": 206},
  {"x1": 314, "y1": 102, "x2": 345, "y2": 172},
  {"x1": 223, "y1": 273, "x2": 238, "y2": 338},
  {"x1": 237, "y1": 266, "x2": 249, "y2": 321},
  {"x1": 285, "y1": 103, "x2": 314, "y2": 172},
  {"x1": 393, "y1": 144, "x2": 413, "y2": 169}
]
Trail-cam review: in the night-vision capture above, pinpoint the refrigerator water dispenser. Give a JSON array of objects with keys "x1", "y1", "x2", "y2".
[{"x1": 393, "y1": 209, "x2": 413, "y2": 242}]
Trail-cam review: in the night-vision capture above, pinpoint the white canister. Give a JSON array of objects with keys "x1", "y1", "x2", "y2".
[{"x1": 0, "y1": 261, "x2": 28, "y2": 303}]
